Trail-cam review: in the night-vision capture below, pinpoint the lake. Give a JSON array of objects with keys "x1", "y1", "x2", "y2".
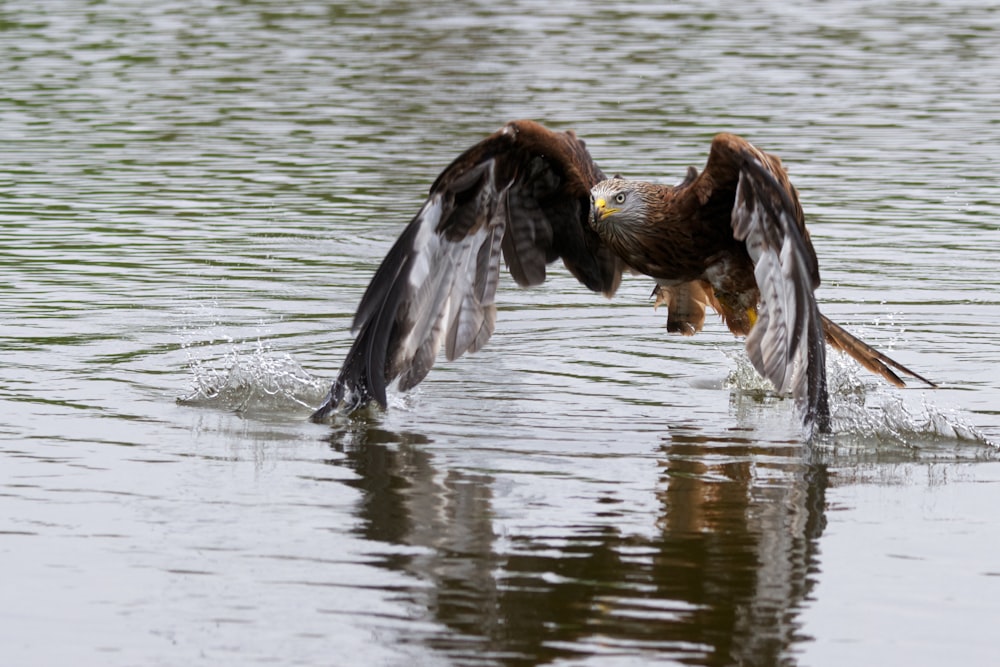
[{"x1": 2, "y1": 1, "x2": 999, "y2": 665}]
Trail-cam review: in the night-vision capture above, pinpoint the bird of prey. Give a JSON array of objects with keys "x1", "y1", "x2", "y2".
[{"x1": 311, "y1": 120, "x2": 934, "y2": 434}]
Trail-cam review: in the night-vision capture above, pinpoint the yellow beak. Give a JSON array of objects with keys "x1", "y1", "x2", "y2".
[{"x1": 593, "y1": 198, "x2": 618, "y2": 222}]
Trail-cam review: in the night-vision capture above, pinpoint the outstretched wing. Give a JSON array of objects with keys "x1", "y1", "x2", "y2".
[
  {"x1": 311, "y1": 120, "x2": 624, "y2": 421},
  {"x1": 714, "y1": 135, "x2": 831, "y2": 433}
]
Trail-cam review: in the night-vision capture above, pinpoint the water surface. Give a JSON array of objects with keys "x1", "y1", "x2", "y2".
[{"x1": 2, "y1": 1, "x2": 1000, "y2": 665}]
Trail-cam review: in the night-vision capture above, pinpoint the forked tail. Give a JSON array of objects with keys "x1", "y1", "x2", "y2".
[{"x1": 820, "y1": 314, "x2": 937, "y2": 388}]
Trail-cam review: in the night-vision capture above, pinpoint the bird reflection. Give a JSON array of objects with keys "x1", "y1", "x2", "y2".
[
  {"x1": 328, "y1": 422, "x2": 502, "y2": 638},
  {"x1": 326, "y1": 422, "x2": 828, "y2": 665},
  {"x1": 659, "y1": 426, "x2": 828, "y2": 664}
]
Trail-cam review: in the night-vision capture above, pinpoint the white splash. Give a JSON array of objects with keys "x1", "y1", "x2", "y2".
[
  {"x1": 829, "y1": 394, "x2": 993, "y2": 448},
  {"x1": 179, "y1": 341, "x2": 329, "y2": 416},
  {"x1": 724, "y1": 347, "x2": 995, "y2": 449}
]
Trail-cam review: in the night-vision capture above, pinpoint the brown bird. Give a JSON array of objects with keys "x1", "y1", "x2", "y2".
[{"x1": 311, "y1": 120, "x2": 934, "y2": 434}]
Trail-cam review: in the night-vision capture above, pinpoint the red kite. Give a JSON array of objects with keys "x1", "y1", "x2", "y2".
[{"x1": 312, "y1": 120, "x2": 934, "y2": 434}]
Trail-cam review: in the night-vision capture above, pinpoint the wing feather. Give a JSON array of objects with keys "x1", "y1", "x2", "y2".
[
  {"x1": 311, "y1": 121, "x2": 621, "y2": 420},
  {"x1": 445, "y1": 219, "x2": 503, "y2": 360},
  {"x1": 731, "y1": 150, "x2": 831, "y2": 434}
]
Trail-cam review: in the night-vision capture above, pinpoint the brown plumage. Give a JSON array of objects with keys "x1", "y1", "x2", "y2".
[{"x1": 311, "y1": 120, "x2": 934, "y2": 434}]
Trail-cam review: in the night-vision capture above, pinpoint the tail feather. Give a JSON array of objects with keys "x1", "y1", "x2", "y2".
[{"x1": 820, "y1": 314, "x2": 937, "y2": 388}]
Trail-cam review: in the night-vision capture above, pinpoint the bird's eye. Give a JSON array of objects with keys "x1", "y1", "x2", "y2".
[{"x1": 614, "y1": 193, "x2": 626, "y2": 204}]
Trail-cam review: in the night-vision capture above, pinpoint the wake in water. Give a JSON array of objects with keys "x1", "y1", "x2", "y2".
[
  {"x1": 724, "y1": 346, "x2": 996, "y2": 451},
  {"x1": 178, "y1": 340, "x2": 329, "y2": 416},
  {"x1": 176, "y1": 334, "x2": 994, "y2": 452}
]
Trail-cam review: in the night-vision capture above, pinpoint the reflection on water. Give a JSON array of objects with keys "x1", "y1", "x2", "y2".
[
  {"x1": 2, "y1": 0, "x2": 1000, "y2": 665},
  {"x1": 328, "y1": 421, "x2": 827, "y2": 665}
]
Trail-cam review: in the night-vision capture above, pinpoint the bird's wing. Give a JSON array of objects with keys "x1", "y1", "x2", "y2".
[
  {"x1": 312, "y1": 120, "x2": 624, "y2": 420},
  {"x1": 708, "y1": 134, "x2": 831, "y2": 433}
]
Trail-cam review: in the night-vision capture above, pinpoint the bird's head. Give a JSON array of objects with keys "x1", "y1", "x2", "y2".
[{"x1": 590, "y1": 179, "x2": 649, "y2": 239}]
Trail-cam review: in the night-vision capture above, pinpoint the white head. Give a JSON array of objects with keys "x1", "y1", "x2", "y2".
[{"x1": 589, "y1": 178, "x2": 654, "y2": 240}]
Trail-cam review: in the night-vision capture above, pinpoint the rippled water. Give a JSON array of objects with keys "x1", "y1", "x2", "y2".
[{"x1": 3, "y1": 1, "x2": 1000, "y2": 665}]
